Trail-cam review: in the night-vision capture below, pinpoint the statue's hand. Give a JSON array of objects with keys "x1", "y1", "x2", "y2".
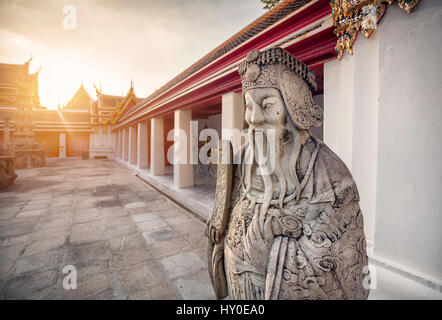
[
  {"x1": 243, "y1": 212, "x2": 274, "y2": 275},
  {"x1": 205, "y1": 217, "x2": 221, "y2": 244}
]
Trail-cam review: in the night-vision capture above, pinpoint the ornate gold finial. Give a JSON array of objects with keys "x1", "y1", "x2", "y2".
[
  {"x1": 331, "y1": 0, "x2": 421, "y2": 60},
  {"x1": 25, "y1": 54, "x2": 33, "y2": 65}
]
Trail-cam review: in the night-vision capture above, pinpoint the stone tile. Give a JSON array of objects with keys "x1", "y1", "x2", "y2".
[
  {"x1": 71, "y1": 221, "x2": 103, "y2": 234},
  {"x1": 164, "y1": 214, "x2": 195, "y2": 226},
  {"x1": 35, "y1": 218, "x2": 72, "y2": 231},
  {"x1": 105, "y1": 224, "x2": 137, "y2": 239},
  {"x1": 184, "y1": 233, "x2": 209, "y2": 250},
  {"x1": 2, "y1": 269, "x2": 59, "y2": 299},
  {"x1": 74, "y1": 207, "x2": 99, "y2": 216},
  {"x1": 0, "y1": 159, "x2": 215, "y2": 300},
  {"x1": 0, "y1": 260, "x2": 16, "y2": 279},
  {"x1": 23, "y1": 236, "x2": 66, "y2": 256},
  {"x1": 98, "y1": 200, "x2": 122, "y2": 208},
  {"x1": 43, "y1": 209, "x2": 73, "y2": 221},
  {"x1": 171, "y1": 270, "x2": 216, "y2": 300},
  {"x1": 149, "y1": 199, "x2": 177, "y2": 210},
  {"x1": 15, "y1": 249, "x2": 67, "y2": 274},
  {"x1": 69, "y1": 229, "x2": 105, "y2": 245},
  {"x1": 74, "y1": 199, "x2": 98, "y2": 210},
  {"x1": 159, "y1": 251, "x2": 206, "y2": 279},
  {"x1": 126, "y1": 207, "x2": 154, "y2": 215},
  {"x1": 111, "y1": 247, "x2": 153, "y2": 270},
  {"x1": 15, "y1": 209, "x2": 46, "y2": 218},
  {"x1": 22, "y1": 200, "x2": 50, "y2": 211},
  {"x1": 131, "y1": 212, "x2": 161, "y2": 223},
  {"x1": 124, "y1": 201, "x2": 148, "y2": 209},
  {"x1": 171, "y1": 220, "x2": 205, "y2": 237},
  {"x1": 118, "y1": 262, "x2": 165, "y2": 294},
  {"x1": 103, "y1": 216, "x2": 132, "y2": 229},
  {"x1": 149, "y1": 237, "x2": 190, "y2": 259},
  {"x1": 62, "y1": 273, "x2": 114, "y2": 300},
  {"x1": 32, "y1": 225, "x2": 70, "y2": 241},
  {"x1": 0, "y1": 244, "x2": 25, "y2": 262},
  {"x1": 74, "y1": 211, "x2": 101, "y2": 224},
  {"x1": 67, "y1": 241, "x2": 108, "y2": 264},
  {"x1": 74, "y1": 261, "x2": 110, "y2": 282},
  {"x1": 0, "y1": 234, "x2": 31, "y2": 247},
  {"x1": 100, "y1": 206, "x2": 128, "y2": 218},
  {"x1": 0, "y1": 206, "x2": 22, "y2": 216},
  {"x1": 128, "y1": 283, "x2": 178, "y2": 300},
  {"x1": 136, "y1": 219, "x2": 168, "y2": 233},
  {"x1": 142, "y1": 227, "x2": 178, "y2": 244},
  {"x1": 0, "y1": 223, "x2": 35, "y2": 237},
  {"x1": 50, "y1": 198, "x2": 73, "y2": 208},
  {"x1": 157, "y1": 208, "x2": 185, "y2": 219},
  {"x1": 108, "y1": 233, "x2": 146, "y2": 254},
  {"x1": 23, "y1": 286, "x2": 60, "y2": 300},
  {"x1": 0, "y1": 210, "x2": 19, "y2": 221}
]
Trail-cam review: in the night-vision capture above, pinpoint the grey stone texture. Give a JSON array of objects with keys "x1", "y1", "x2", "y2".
[{"x1": 0, "y1": 159, "x2": 214, "y2": 300}]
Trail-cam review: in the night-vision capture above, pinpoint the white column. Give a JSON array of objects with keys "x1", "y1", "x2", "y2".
[
  {"x1": 222, "y1": 92, "x2": 244, "y2": 152},
  {"x1": 128, "y1": 125, "x2": 137, "y2": 164},
  {"x1": 123, "y1": 127, "x2": 129, "y2": 161},
  {"x1": 59, "y1": 133, "x2": 66, "y2": 159},
  {"x1": 137, "y1": 121, "x2": 149, "y2": 169},
  {"x1": 150, "y1": 118, "x2": 164, "y2": 176},
  {"x1": 174, "y1": 110, "x2": 193, "y2": 188},
  {"x1": 222, "y1": 92, "x2": 244, "y2": 135},
  {"x1": 118, "y1": 130, "x2": 123, "y2": 159}
]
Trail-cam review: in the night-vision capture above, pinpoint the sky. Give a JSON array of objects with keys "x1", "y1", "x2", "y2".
[{"x1": 0, "y1": 0, "x2": 266, "y2": 109}]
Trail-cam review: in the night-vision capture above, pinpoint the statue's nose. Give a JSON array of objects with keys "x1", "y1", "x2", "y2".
[{"x1": 251, "y1": 102, "x2": 265, "y2": 125}]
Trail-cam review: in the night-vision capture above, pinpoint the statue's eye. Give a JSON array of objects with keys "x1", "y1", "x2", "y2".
[{"x1": 261, "y1": 98, "x2": 274, "y2": 110}]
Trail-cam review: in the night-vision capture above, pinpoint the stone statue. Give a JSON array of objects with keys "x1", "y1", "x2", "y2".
[{"x1": 205, "y1": 47, "x2": 370, "y2": 300}]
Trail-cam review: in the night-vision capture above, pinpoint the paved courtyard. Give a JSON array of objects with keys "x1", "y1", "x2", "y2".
[{"x1": 0, "y1": 159, "x2": 215, "y2": 300}]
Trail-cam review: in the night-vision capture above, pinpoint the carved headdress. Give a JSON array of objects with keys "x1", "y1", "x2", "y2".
[{"x1": 238, "y1": 47, "x2": 323, "y2": 129}]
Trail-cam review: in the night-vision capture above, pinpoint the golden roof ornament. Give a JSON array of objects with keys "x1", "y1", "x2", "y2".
[{"x1": 331, "y1": 0, "x2": 421, "y2": 60}]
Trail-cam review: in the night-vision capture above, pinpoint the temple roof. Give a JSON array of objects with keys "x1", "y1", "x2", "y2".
[
  {"x1": 99, "y1": 94, "x2": 125, "y2": 108},
  {"x1": 0, "y1": 62, "x2": 30, "y2": 86},
  {"x1": 63, "y1": 84, "x2": 94, "y2": 111},
  {"x1": 103, "y1": 81, "x2": 143, "y2": 125},
  {"x1": 0, "y1": 59, "x2": 40, "y2": 107}
]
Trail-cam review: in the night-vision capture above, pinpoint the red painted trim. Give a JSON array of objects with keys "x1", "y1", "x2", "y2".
[{"x1": 118, "y1": 0, "x2": 337, "y2": 128}]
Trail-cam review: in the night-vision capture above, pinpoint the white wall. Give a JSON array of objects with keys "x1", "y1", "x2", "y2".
[
  {"x1": 375, "y1": 2, "x2": 442, "y2": 281},
  {"x1": 324, "y1": 1, "x2": 442, "y2": 296},
  {"x1": 324, "y1": 33, "x2": 379, "y2": 249},
  {"x1": 89, "y1": 126, "x2": 116, "y2": 159}
]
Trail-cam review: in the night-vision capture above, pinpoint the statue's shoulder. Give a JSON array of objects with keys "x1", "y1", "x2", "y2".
[{"x1": 312, "y1": 137, "x2": 360, "y2": 206}]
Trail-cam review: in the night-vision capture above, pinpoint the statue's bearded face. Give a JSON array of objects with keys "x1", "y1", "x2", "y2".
[
  {"x1": 244, "y1": 88, "x2": 286, "y2": 130},
  {"x1": 242, "y1": 87, "x2": 293, "y2": 211}
]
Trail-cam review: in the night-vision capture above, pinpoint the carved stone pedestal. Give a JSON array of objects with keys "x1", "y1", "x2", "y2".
[{"x1": 0, "y1": 155, "x2": 17, "y2": 188}]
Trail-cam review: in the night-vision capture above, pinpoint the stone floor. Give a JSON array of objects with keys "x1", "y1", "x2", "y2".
[
  {"x1": 117, "y1": 160, "x2": 216, "y2": 221},
  {"x1": 0, "y1": 159, "x2": 215, "y2": 300}
]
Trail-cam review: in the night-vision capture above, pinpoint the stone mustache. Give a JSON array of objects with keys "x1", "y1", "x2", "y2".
[{"x1": 205, "y1": 47, "x2": 370, "y2": 300}]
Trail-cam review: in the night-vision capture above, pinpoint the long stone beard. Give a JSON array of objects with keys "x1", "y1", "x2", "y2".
[{"x1": 241, "y1": 125, "x2": 300, "y2": 224}]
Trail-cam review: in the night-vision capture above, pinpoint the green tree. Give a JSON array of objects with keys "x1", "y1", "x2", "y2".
[{"x1": 261, "y1": 0, "x2": 281, "y2": 10}]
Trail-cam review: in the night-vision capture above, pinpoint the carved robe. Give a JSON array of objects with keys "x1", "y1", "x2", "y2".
[{"x1": 207, "y1": 135, "x2": 370, "y2": 300}]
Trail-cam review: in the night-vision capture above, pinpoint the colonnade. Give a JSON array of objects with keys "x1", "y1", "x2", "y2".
[{"x1": 114, "y1": 92, "x2": 244, "y2": 189}]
